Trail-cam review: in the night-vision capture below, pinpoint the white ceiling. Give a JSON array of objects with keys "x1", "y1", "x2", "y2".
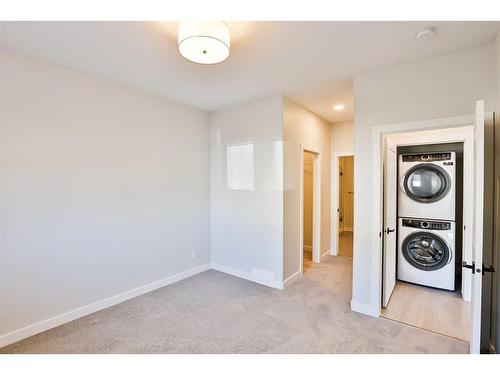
[{"x1": 1, "y1": 21, "x2": 499, "y2": 123}]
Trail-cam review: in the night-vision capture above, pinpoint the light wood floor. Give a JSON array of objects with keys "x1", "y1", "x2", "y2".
[
  {"x1": 381, "y1": 281, "x2": 471, "y2": 342},
  {"x1": 303, "y1": 250, "x2": 313, "y2": 272},
  {"x1": 338, "y1": 231, "x2": 353, "y2": 257}
]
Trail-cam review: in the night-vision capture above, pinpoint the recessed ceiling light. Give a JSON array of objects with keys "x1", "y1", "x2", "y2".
[
  {"x1": 333, "y1": 104, "x2": 344, "y2": 111},
  {"x1": 415, "y1": 27, "x2": 436, "y2": 41},
  {"x1": 178, "y1": 21, "x2": 230, "y2": 64}
]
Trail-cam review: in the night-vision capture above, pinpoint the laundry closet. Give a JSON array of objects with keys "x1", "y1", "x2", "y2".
[
  {"x1": 397, "y1": 143, "x2": 463, "y2": 292},
  {"x1": 380, "y1": 126, "x2": 474, "y2": 342}
]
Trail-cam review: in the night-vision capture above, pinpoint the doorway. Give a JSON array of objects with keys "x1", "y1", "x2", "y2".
[
  {"x1": 300, "y1": 149, "x2": 321, "y2": 273},
  {"x1": 338, "y1": 156, "x2": 354, "y2": 257},
  {"x1": 303, "y1": 151, "x2": 314, "y2": 272},
  {"x1": 378, "y1": 125, "x2": 475, "y2": 346}
]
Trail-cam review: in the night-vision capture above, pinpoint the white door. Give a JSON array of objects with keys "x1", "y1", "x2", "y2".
[
  {"x1": 470, "y1": 100, "x2": 485, "y2": 353},
  {"x1": 382, "y1": 138, "x2": 397, "y2": 307}
]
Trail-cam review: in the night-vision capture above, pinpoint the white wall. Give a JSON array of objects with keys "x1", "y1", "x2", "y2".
[
  {"x1": 331, "y1": 121, "x2": 354, "y2": 154},
  {"x1": 352, "y1": 43, "x2": 497, "y2": 314},
  {"x1": 283, "y1": 98, "x2": 331, "y2": 280},
  {"x1": 210, "y1": 96, "x2": 284, "y2": 287},
  {"x1": 0, "y1": 49, "x2": 211, "y2": 338}
]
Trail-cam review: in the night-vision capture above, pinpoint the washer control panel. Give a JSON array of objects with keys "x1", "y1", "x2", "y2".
[
  {"x1": 402, "y1": 218, "x2": 451, "y2": 230},
  {"x1": 402, "y1": 152, "x2": 451, "y2": 162}
]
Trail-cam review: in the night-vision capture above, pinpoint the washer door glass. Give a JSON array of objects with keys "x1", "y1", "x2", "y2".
[
  {"x1": 403, "y1": 163, "x2": 451, "y2": 203},
  {"x1": 402, "y1": 232, "x2": 450, "y2": 271}
]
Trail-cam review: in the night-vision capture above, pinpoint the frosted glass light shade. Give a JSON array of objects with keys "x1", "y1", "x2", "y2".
[{"x1": 178, "y1": 21, "x2": 230, "y2": 64}]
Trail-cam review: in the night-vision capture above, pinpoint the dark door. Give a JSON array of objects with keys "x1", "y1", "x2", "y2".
[{"x1": 481, "y1": 112, "x2": 497, "y2": 353}]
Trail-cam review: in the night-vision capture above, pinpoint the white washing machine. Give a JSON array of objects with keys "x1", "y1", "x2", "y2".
[
  {"x1": 397, "y1": 217, "x2": 455, "y2": 290},
  {"x1": 398, "y1": 152, "x2": 456, "y2": 220}
]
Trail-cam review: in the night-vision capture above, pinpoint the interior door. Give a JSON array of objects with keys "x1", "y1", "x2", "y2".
[
  {"x1": 491, "y1": 112, "x2": 500, "y2": 353},
  {"x1": 480, "y1": 111, "x2": 495, "y2": 352},
  {"x1": 382, "y1": 138, "x2": 397, "y2": 307},
  {"x1": 470, "y1": 100, "x2": 485, "y2": 353},
  {"x1": 344, "y1": 156, "x2": 354, "y2": 230},
  {"x1": 339, "y1": 158, "x2": 345, "y2": 230}
]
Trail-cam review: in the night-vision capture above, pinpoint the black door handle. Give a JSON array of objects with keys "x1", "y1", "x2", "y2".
[
  {"x1": 462, "y1": 261, "x2": 476, "y2": 274},
  {"x1": 483, "y1": 264, "x2": 495, "y2": 275},
  {"x1": 385, "y1": 228, "x2": 395, "y2": 234}
]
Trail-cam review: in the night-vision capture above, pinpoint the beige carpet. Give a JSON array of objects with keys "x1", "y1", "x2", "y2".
[{"x1": 0, "y1": 256, "x2": 468, "y2": 354}]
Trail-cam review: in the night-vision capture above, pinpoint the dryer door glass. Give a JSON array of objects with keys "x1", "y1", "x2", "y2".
[
  {"x1": 403, "y1": 164, "x2": 451, "y2": 203},
  {"x1": 402, "y1": 232, "x2": 450, "y2": 271}
]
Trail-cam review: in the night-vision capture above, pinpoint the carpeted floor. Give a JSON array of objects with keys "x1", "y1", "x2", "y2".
[{"x1": 0, "y1": 256, "x2": 468, "y2": 354}]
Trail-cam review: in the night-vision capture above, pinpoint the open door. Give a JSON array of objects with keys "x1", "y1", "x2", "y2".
[
  {"x1": 469, "y1": 100, "x2": 485, "y2": 353},
  {"x1": 382, "y1": 137, "x2": 397, "y2": 307},
  {"x1": 481, "y1": 111, "x2": 496, "y2": 352}
]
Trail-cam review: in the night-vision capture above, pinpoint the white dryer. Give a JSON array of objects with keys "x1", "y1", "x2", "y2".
[
  {"x1": 398, "y1": 152, "x2": 456, "y2": 220},
  {"x1": 397, "y1": 217, "x2": 455, "y2": 290}
]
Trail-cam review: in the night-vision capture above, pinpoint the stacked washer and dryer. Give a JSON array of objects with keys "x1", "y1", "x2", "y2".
[{"x1": 397, "y1": 152, "x2": 457, "y2": 291}]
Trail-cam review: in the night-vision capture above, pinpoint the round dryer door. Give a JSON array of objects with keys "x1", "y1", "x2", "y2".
[
  {"x1": 402, "y1": 232, "x2": 451, "y2": 271},
  {"x1": 403, "y1": 163, "x2": 451, "y2": 203}
]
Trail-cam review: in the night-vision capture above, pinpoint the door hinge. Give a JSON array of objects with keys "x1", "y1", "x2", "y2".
[
  {"x1": 482, "y1": 264, "x2": 495, "y2": 275},
  {"x1": 385, "y1": 228, "x2": 395, "y2": 234}
]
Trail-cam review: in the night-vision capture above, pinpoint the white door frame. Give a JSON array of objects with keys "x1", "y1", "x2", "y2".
[
  {"x1": 371, "y1": 114, "x2": 475, "y2": 319},
  {"x1": 331, "y1": 152, "x2": 354, "y2": 256},
  {"x1": 382, "y1": 138, "x2": 397, "y2": 307},
  {"x1": 299, "y1": 145, "x2": 321, "y2": 271},
  {"x1": 470, "y1": 101, "x2": 486, "y2": 353}
]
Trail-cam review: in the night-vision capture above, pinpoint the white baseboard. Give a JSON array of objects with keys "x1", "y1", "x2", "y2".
[
  {"x1": 0, "y1": 263, "x2": 210, "y2": 349},
  {"x1": 283, "y1": 270, "x2": 302, "y2": 287},
  {"x1": 210, "y1": 262, "x2": 283, "y2": 290},
  {"x1": 321, "y1": 251, "x2": 330, "y2": 259},
  {"x1": 350, "y1": 300, "x2": 380, "y2": 317}
]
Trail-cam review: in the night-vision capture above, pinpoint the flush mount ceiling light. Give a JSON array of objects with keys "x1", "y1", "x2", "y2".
[
  {"x1": 333, "y1": 104, "x2": 344, "y2": 111},
  {"x1": 178, "y1": 21, "x2": 230, "y2": 64}
]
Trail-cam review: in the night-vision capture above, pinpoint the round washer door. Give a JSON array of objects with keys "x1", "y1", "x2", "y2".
[
  {"x1": 403, "y1": 163, "x2": 451, "y2": 203},
  {"x1": 402, "y1": 231, "x2": 451, "y2": 271}
]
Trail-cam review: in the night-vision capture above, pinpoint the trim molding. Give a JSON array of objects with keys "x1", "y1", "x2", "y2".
[
  {"x1": 0, "y1": 263, "x2": 210, "y2": 349},
  {"x1": 210, "y1": 262, "x2": 283, "y2": 290},
  {"x1": 283, "y1": 270, "x2": 302, "y2": 287},
  {"x1": 350, "y1": 299, "x2": 380, "y2": 317},
  {"x1": 321, "y1": 251, "x2": 330, "y2": 259}
]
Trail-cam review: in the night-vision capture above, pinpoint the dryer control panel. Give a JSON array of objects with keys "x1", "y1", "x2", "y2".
[
  {"x1": 402, "y1": 152, "x2": 451, "y2": 162},
  {"x1": 401, "y1": 218, "x2": 451, "y2": 230}
]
